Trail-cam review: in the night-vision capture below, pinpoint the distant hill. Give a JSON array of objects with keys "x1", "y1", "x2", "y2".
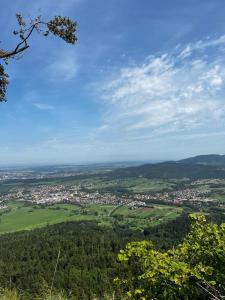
[
  {"x1": 179, "y1": 154, "x2": 225, "y2": 166},
  {"x1": 111, "y1": 159, "x2": 225, "y2": 180}
]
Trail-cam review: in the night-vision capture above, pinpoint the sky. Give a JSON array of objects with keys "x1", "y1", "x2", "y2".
[{"x1": 1, "y1": 0, "x2": 225, "y2": 165}]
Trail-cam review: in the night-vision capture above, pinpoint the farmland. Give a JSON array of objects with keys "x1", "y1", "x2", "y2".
[
  {"x1": 84, "y1": 178, "x2": 177, "y2": 193},
  {"x1": 0, "y1": 200, "x2": 183, "y2": 234},
  {"x1": 1, "y1": 162, "x2": 225, "y2": 236},
  {"x1": 0, "y1": 177, "x2": 181, "y2": 195}
]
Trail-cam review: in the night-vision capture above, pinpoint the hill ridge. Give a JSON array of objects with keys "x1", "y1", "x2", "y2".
[{"x1": 110, "y1": 154, "x2": 225, "y2": 180}]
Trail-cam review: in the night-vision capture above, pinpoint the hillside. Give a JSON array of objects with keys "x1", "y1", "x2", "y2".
[
  {"x1": 179, "y1": 154, "x2": 225, "y2": 166},
  {"x1": 111, "y1": 160, "x2": 225, "y2": 180},
  {"x1": 0, "y1": 217, "x2": 190, "y2": 299}
]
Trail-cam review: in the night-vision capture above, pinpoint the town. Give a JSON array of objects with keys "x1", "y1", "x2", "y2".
[{"x1": 1, "y1": 178, "x2": 225, "y2": 210}]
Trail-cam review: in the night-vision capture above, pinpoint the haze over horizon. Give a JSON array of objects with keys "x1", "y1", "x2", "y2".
[
  {"x1": 1, "y1": 0, "x2": 225, "y2": 164},
  {"x1": 1, "y1": 154, "x2": 225, "y2": 169}
]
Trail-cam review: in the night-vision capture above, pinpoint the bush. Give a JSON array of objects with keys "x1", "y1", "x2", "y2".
[{"x1": 115, "y1": 214, "x2": 225, "y2": 300}]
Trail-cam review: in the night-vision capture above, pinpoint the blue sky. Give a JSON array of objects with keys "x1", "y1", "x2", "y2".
[{"x1": 1, "y1": 0, "x2": 225, "y2": 165}]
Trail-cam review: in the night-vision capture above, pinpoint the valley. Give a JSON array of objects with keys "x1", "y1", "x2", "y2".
[{"x1": 0, "y1": 155, "x2": 225, "y2": 235}]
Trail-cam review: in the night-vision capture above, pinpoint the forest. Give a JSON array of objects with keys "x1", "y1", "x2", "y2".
[{"x1": 0, "y1": 214, "x2": 191, "y2": 299}]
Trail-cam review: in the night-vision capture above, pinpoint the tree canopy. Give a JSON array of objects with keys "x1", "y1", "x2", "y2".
[
  {"x1": 0, "y1": 14, "x2": 77, "y2": 102},
  {"x1": 115, "y1": 214, "x2": 225, "y2": 300}
]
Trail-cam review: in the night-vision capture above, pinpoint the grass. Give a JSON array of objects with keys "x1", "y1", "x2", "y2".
[
  {"x1": 0, "y1": 202, "x2": 96, "y2": 234},
  {"x1": 50, "y1": 203, "x2": 81, "y2": 210},
  {"x1": 85, "y1": 178, "x2": 176, "y2": 193},
  {"x1": 0, "y1": 201, "x2": 183, "y2": 234},
  {"x1": 86, "y1": 204, "x2": 116, "y2": 216},
  {"x1": 209, "y1": 193, "x2": 225, "y2": 202},
  {"x1": 0, "y1": 289, "x2": 114, "y2": 300},
  {"x1": 111, "y1": 204, "x2": 183, "y2": 228}
]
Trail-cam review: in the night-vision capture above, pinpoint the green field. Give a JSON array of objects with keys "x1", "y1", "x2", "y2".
[
  {"x1": 0, "y1": 202, "x2": 97, "y2": 234},
  {"x1": 0, "y1": 201, "x2": 183, "y2": 234},
  {"x1": 209, "y1": 193, "x2": 225, "y2": 202},
  {"x1": 111, "y1": 205, "x2": 183, "y2": 229},
  {"x1": 85, "y1": 178, "x2": 176, "y2": 193},
  {"x1": 0, "y1": 176, "x2": 181, "y2": 197}
]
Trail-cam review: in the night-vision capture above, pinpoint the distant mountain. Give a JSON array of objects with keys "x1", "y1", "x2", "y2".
[
  {"x1": 111, "y1": 159, "x2": 225, "y2": 180},
  {"x1": 179, "y1": 154, "x2": 225, "y2": 166}
]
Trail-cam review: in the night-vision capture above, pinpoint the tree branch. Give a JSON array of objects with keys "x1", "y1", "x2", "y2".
[
  {"x1": 197, "y1": 282, "x2": 225, "y2": 300},
  {"x1": 0, "y1": 22, "x2": 40, "y2": 59},
  {"x1": 0, "y1": 13, "x2": 77, "y2": 102}
]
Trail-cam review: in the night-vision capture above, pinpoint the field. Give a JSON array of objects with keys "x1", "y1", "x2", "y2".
[
  {"x1": 111, "y1": 205, "x2": 183, "y2": 229},
  {"x1": 84, "y1": 178, "x2": 177, "y2": 193},
  {"x1": 0, "y1": 202, "x2": 96, "y2": 234},
  {"x1": 0, "y1": 177, "x2": 177, "y2": 196},
  {"x1": 0, "y1": 201, "x2": 183, "y2": 234},
  {"x1": 209, "y1": 193, "x2": 225, "y2": 202}
]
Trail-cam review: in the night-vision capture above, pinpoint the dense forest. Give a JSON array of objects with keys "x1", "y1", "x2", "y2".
[
  {"x1": 110, "y1": 162, "x2": 225, "y2": 180},
  {"x1": 0, "y1": 215, "x2": 191, "y2": 299}
]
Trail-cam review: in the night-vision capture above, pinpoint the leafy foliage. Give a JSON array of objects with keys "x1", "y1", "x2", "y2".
[
  {"x1": 115, "y1": 214, "x2": 225, "y2": 300},
  {"x1": 0, "y1": 64, "x2": 8, "y2": 102},
  {"x1": 47, "y1": 16, "x2": 77, "y2": 44},
  {"x1": 0, "y1": 288, "x2": 20, "y2": 300}
]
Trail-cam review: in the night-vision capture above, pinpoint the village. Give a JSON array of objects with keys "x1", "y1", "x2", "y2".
[
  {"x1": 0, "y1": 178, "x2": 224, "y2": 209},
  {"x1": 0, "y1": 184, "x2": 146, "y2": 208}
]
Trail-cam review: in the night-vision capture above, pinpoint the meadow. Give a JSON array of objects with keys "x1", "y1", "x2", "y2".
[
  {"x1": 0, "y1": 201, "x2": 183, "y2": 234},
  {"x1": 84, "y1": 178, "x2": 177, "y2": 193},
  {"x1": 209, "y1": 193, "x2": 225, "y2": 202}
]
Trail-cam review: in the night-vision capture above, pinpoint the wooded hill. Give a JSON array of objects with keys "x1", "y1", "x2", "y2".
[
  {"x1": 109, "y1": 154, "x2": 225, "y2": 180},
  {"x1": 179, "y1": 154, "x2": 225, "y2": 166},
  {"x1": 0, "y1": 216, "x2": 190, "y2": 299}
]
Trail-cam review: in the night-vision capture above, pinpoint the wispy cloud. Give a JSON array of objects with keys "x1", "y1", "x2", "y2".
[
  {"x1": 33, "y1": 103, "x2": 55, "y2": 111},
  {"x1": 23, "y1": 91, "x2": 55, "y2": 111},
  {"x1": 98, "y1": 35, "x2": 225, "y2": 138}
]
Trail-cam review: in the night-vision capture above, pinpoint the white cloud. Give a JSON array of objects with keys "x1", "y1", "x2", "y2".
[{"x1": 98, "y1": 35, "x2": 225, "y2": 137}]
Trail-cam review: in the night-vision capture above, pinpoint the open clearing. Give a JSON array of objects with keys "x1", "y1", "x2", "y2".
[{"x1": 0, "y1": 201, "x2": 183, "y2": 234}]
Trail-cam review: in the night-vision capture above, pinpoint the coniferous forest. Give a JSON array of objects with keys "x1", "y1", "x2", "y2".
[{"x1": 0, "y1": 215, "x2": 191, "y2": 299}]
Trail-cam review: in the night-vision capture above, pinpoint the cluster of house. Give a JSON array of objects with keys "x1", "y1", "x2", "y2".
[
  {"x1": 134, "y1": 187, "x2": 214, "y2": 206},
  {"x1": 1, "y1": 178, "x2": 224, "y2": 209},
  {"x1": 127, "y1": 201, "x2": 146, "y2": 208},
  {"x1": 0, "y1": 201, "x2": 8, "y2": 210},
  {"x1": 0, "y1": 185, "x2": 146, "y2": 208},
  {"x1": 191, "y1": 179, "x2": 225, "y2": 186},
  {"x1": 0, "y1": 169, "x2": 88, "y2": 182},
  {"x1": 0, "y1": 171, "x2": 46, "y2": 181}
]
